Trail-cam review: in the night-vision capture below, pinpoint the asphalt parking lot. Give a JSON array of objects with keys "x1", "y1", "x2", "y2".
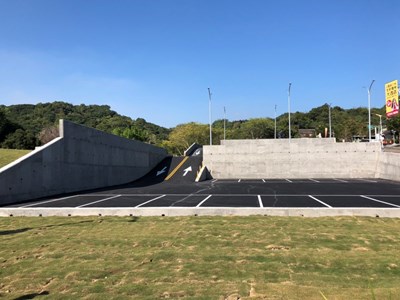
[{"x1": 5, "y1": 178, "x2": 400, "y2": 209}]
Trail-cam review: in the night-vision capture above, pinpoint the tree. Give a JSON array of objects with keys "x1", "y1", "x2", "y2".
[
  {"x1": 2, "y1": 129, "x2": 37, "y2": 149},
  {"x1": 38, "y1": 126, "x2": 59, "y2": 145},
  {"x1": 163, "y1": 123, "x2": 208, "y2": 155},
  {"x1": 239, "y1": 118, "x2": 275, "y2": 139}
]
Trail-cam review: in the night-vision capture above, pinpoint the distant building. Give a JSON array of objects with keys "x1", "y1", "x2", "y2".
[{"x1": 299, "y1": 129, "x2": 316, "y2": 138}]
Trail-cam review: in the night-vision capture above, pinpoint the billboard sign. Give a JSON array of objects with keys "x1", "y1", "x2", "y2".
[{"x1": 385, "y1": 80, "x2": 399, "y2": 118}]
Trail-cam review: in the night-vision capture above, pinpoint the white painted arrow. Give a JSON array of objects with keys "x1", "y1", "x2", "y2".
[
  {"x1": 156, "y1": 166, "x2": 167, "y2": 176},
  {"x1": 183, "y1": 166, "x2": 192, "y2": 176},
  {"x1": 194, "y1": 149, "x2": 201, "y2": 156}
]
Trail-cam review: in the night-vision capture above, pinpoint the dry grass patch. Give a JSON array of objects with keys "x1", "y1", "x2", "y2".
[
  {"x1": 1, "y1": 216, "x2": 400, "y2": 299},
  {"x1": 0, "y1": 148, "x2": 31, "y2": 168}
]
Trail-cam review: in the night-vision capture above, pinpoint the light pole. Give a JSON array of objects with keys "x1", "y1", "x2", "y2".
[
  {"x1": 223, "y1": 106, "x2": 226, "y2": 141},
  {"x1": 274, "y1": 104, "x2": 277, "y2": 139},
  {"x1": 208, "y1": 88, "x2": 212, "y2": 145},
  {"x1": 328, "y1": 103, "x2": 332, "y2": 138},
  {"x1": 375, "y1": 113, "x2": 383, "y2": 139},
  {"x1": 288, "y1": 83, "x2": 292, "y2": 141},
  {"x1": 368, "y1": 80, "x2": 375, "y2": 142}
]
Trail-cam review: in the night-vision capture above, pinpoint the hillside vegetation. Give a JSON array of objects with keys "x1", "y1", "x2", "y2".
[{"x1": 1, "y1": 101, "x2": 398, "y2": 155}]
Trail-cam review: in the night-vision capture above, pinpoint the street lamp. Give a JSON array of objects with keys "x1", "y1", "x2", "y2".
[
  {"x1": 375, "y1": 113, "x2": 383, "y2": 138},
  {"x1": 223, "y1": 106, "x2": 226, "y2": 141},
  {"x1": 368, "y1": 80, "x2": 375, "y2": 142},
  {"x1": 328, "y1": 103, "x2": 332, "y2": 138},
  {"x1": 274, "y1": 104, "x2": 277, "y2": 139},
  {"x1": 288, "y1": 83, "x2": 292, "y2": 141},
  {"x1": 208, "y1": 88, "x2": 212, "y2": 145}
]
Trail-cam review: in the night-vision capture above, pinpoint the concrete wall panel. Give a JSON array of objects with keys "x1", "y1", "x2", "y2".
[
  {"x1": 204, "y1": 139, "x2": 381, "y2": 179},
  {"x1": 0, "y1": 120, "x2": 167, "y2": 205}
]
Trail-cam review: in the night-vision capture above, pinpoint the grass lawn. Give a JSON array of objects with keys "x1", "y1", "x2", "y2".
[
  {"x1": 1, "y1": 216, "x2": 399, "y2": 299},
  {"x1": 0, "y1": 148, "x2": 31, "y2": 168}
]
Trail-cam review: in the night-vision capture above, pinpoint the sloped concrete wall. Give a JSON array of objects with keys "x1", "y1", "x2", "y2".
[
  {"x1": 204, "y1": 139, "x2": 382, "y2": 179},
  {"x1": 376, "y1": 152, "x2": 400, "y2": 181},
  {"x1": 0, "y1": 120, "x2": 167, "y2": 205}
]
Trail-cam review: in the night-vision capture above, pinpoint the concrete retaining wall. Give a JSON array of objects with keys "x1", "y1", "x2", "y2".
[
  {"x1": 376, "y1": 151, "x2": 400, "y2": 181},
  {"x1": 0, "y1": 120, "x2": 167, "y2": 205},
  {"x1": 204, "y1": 139, "x2": 382, "y2": 179}
]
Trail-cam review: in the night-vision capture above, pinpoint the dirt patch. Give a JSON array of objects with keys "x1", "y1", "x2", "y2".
[{"x1": 266, "y1": 245, "x2": 290, "y2": 251}]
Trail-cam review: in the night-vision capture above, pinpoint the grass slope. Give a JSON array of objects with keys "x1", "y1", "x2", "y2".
[
  {"x1": 0, "y1": 148, "x2": 31, "y2": 168},
  {"x1": 1, "y1": 216, "x2": 399, "y2": 299}
]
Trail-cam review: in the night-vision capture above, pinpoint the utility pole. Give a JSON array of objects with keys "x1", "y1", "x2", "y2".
[
  {"x1": 208, "y1": 88, "x2": 212, "y2": 145},
  {"x1": 274, "y1": 104, "x2": 277, "y2": 139},
  {"x1": 223, "y1": 106, "x2": 226, "y2": 141},
  {"x1": 288, "y1": 83, "x2": 292, "y2": 142},
  {"x1": 368, "y1": 80, "x2": 375, "y2": 142},
  {"x1": 328, "y1": 103, "x2": 332, "y2": 138},
  {"x1": 375, "y1": 113, "x2": 383, "y2": 140}
]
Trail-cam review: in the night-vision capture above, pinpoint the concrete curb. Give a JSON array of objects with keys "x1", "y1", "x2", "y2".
[{"x1": 1, "y1": 207, "x2": 399, "y2": 218}]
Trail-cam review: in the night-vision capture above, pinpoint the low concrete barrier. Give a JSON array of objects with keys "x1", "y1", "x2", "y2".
[
  {"x1": 1, "y1": 207, "x2": 399, "y2": 218},
  {"x1": 0, "y1": 120, "x2": 167, "y2": 205},
  {"x1": 204, "y1": 139, "x2": 382, "y2": 179}
]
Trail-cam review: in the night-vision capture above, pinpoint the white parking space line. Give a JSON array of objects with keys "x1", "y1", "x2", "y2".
[
  {"x1": 357, "y1": 179, "x2": 378, "y2": 183},
  {"x1": 196, "y1": 195, "x2": 212, "y2": 207},
  {"x1": 238, "y1": 179, "x2": 241, "y2": 183},
  {"x1": 257, "y1": 195, "x2": 263, "y2": 208},
  {"x1": 212, "y1": 179, "x2": 218, "y2": 183},
  {"x1": 309, "y1": 179, "x2": 320, "y2": 183},
  {"x1": 360, "y1": 195, "x2": 400, "y2": 208},
  {"x1": 308, "y1": 195, "x2": 332, "y2": 208},
  {"x1": 333, "y1": 178, "x2": 348, "y2": 183},
  {"x1": 77, "y1": 195, "x2": 122, "y2": 208},
  {"x1": 262, "y1": 179, "x2": 266, "y2": 183},
  {"x1": 135, "y1": 195, "x2": 166, "y2": 208},
  {"x1": 21, "y1": 195, "x2": 80, "y2": 208},
  {"x1": 285, "y1": 179, "x2": 293, "y2": 183}
]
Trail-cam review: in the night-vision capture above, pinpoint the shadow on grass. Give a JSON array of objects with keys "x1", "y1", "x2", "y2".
[
  {"x1": 128, "y1": 216, "x2": 140, "y2": 222},
  {"x1": 13, "y1": 291, "x2": 49, "y2": 300},
  {"x1": 0, "y1": 220, "x2": 95, "y2": 236},
  {"x1": 0, "y1": 228, "x2": 31, "y2": 236},
  {"x1": 1, "y1": 218, "x2": 140, "y2": 236}
]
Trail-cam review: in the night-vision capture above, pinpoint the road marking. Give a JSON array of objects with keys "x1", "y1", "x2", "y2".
[
  {"x1": 357, "y1": 179, "x2": 378, "y2": 183},
  {"x1": 165, "y1": 157, "x2": 189, "y2": 180},
  {"x1": 21, "y1": 195, "x2": 79, "y2": 208},
  {"x1": 308, "y1": 195, "x2": 332, "y2": 208},
  {"x1": 196, "y1": 195, "x2": 212, "y2": 207},
  {"x1": 77, "y1": 195, "x2": 122, "y2": 208},
  {"x1": 333, "y1": 178, "x2": 348, "y2": 183},
  {"x1": 135, "y1": 195, "x2": 166, "y2": 208},
  {"x1": 238, "y1": 179, "x2": 241, "y2": 183},
  {"x1": 257, "y1": 195, "x2": 263, "y2": 208},
  {"x1": 309, "y1": 179, "x2": 320, "y2": 183},
  {"x1": 156, "y1": 166, "x2": 167, "y2": 176},
  {"x1": 75, "y1": 195, "x2": 122, "y2": 208},
  {"x1": 212, "y1": 179, "x2": 218, "y2": 183},
  {"x1": 285, "y1": 179, "x2": 293, "y2": 183},
  {"x1": 360, "y1": 195, "x2": 400, "y2": 208},
  {"x1": 183, "y1": 166, "x2": 192, "y2": 176},
  {"x1": 262, "y1": 179, "x2": 266, "y2": 183}
]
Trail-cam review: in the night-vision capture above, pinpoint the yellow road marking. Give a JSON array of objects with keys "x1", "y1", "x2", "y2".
[{"x1": 165, "y1": 156, "x2": 189, "y2": 181}]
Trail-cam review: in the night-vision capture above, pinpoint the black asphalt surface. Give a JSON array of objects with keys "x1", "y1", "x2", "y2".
[{"x1": 5, "y1": 178, "x2": 400, "y2": 209}]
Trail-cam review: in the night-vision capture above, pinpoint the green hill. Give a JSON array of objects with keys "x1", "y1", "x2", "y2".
[{"x1": 0, "y1": 102, "x2": 170, "y2": 150}]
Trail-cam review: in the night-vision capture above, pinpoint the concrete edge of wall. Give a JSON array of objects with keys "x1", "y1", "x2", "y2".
[{"x1": 1, "y1": 207, "x2": 399, "y2": 218}]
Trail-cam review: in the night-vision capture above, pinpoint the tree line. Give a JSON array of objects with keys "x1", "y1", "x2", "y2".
[{"x1": 1, "y1": 101, "x2": 398, "y2": 155}]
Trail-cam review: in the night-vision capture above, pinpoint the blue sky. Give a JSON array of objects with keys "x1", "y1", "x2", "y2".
[{"x1": 0, "y1": 0, "x2": 399, "y2": 128}]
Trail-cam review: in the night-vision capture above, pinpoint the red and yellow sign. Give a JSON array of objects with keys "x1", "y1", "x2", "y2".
[{"x1": 386, "y1": 80, "x2": 399, "y2": 118}]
